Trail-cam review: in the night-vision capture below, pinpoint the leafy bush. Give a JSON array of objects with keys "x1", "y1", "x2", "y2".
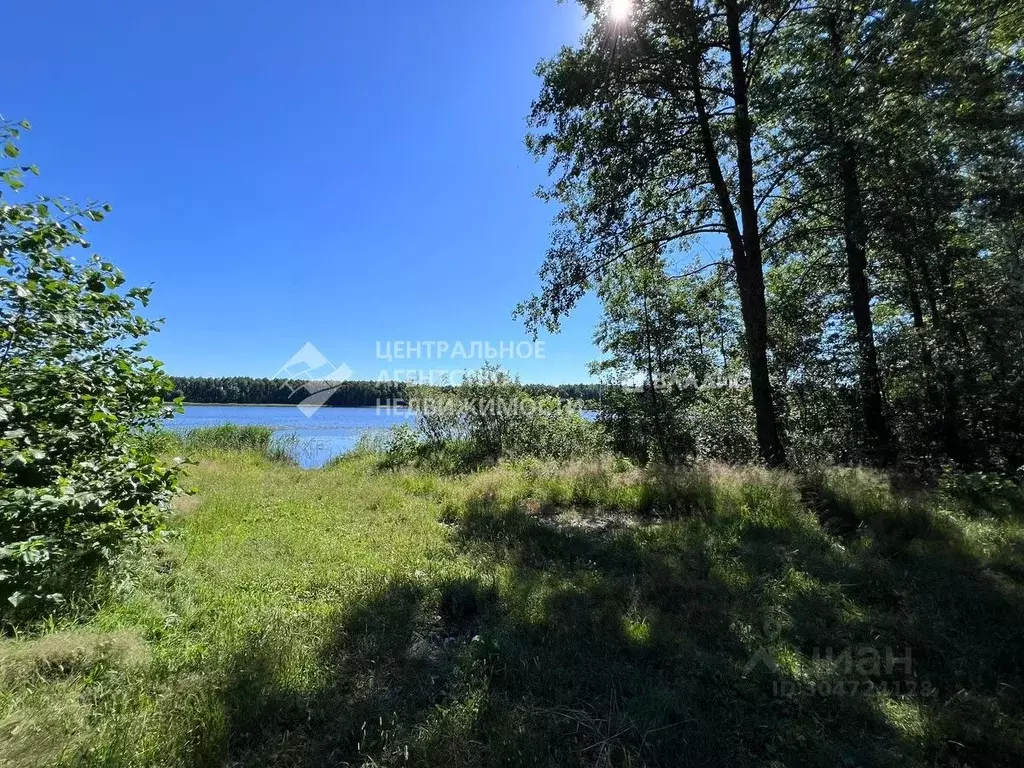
[
  {"x1": 940, "y1": 469, "x2": 1024, "y2": 518},
  {"x1": 595, "y1": 386, "x2": 697, "y2": 465},
  {"x1": 687, "y1": 387, "x2": 759, "y2": 465},
  {"x1": 397, "y1": 365, "x2": 604, "y2": 468},
  {"x1": 375, "y1": 423, "x2": 422, "y2": 469},
  {"x1": 0, "y1": 118, "x2": 183, "y2": 615}
]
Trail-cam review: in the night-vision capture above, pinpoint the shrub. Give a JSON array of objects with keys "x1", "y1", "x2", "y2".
[
  {"x1": 596, "y1": 386, "x2": 696, "y2": 465},
  {"x1": 688, "y1": 387, "x2": 759, "y2": 465},
  {"x1": 406, "y1": 365, "x2": 604, "y2": 467},
  {"x1": 940, "y1": 469, "x2": 1024, "y2": 518},
  {"x1": 596, "y1": 384, "x2": 762, "y2": 468},
  {"x1": 378, "y1": 423, "x2": 421, "y2": 469},
  {"x1": 0, "y1": 119, "x2": 183, "y2": 615}
]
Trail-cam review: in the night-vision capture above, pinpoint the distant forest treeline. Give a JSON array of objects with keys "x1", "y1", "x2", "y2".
[{"x1": 168, "y1": 376, "x2": 606, "y2": 408}]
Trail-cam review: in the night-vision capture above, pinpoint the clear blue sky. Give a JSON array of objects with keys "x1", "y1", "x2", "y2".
[{"x1": 5, "y1": 0, "x2": 604, "y2": 384}]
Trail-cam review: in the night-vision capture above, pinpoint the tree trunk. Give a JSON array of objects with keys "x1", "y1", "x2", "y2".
[
  {"x1": 723, "y1": 0, "x2": 787, "y2": 467},
  {"x1": 734, "y1": 263, "x2": 786, "y2": 467},
  {"x1": 839, "y1": 146, "x2": 895, "y2": 464},
  {"x1": 911, "y1": 233, "x2": 968, "y2": 464},
  {"x1": 642, "y1": 292, "x2": 672, "y2": 464},
  {"x1": 900, "y1": 246, "x2": 942, "y2": 415}
]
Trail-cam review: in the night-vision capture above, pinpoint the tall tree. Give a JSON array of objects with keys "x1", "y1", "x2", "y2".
[
  {"x1": 520, "y1": 0, "x2": 797, "y2": 466},
  {"x1": 867, "y1": 0, "x2": 1024, "y2": 467},
  {"x1": 763, "y1": 1, "x2": 896, "y2": 463}
]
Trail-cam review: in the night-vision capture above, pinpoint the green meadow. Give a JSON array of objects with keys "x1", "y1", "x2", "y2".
[{"x1": 3, "y1": 436, "x2": 1023, "y2": 767}]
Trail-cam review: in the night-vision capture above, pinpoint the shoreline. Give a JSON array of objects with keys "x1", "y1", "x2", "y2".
[{"x1": 176, "y1": 402, "x2": 408, "y2": 409}]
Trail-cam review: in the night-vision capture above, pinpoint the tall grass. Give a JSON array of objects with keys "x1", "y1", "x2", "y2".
[
  {"x1": 2, "y1": 455, "x2": 1022, "y2": 766},
  {"x1": 167, "y1": 425, "x2": 297, "y2": 463}
]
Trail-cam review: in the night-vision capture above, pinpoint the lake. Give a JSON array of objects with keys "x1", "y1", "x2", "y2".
[{"x1": 170, "y1": 404, "x2": 414, "y2": 468}]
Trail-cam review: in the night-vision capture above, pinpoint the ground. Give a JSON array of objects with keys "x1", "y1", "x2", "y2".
[{"x1": 2, "y1": 452, "x2": 1023, "y2": 767}]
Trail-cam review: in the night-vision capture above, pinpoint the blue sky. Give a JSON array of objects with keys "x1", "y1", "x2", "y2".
[{"x1": 5, "y1": 0, "x2": 604, "y2": 384}]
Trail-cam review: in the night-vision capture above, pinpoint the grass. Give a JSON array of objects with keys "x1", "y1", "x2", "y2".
[
  {"x1": 1, "y1": 446, "x2": 1023, "y2": 767},
  {"x1": 147, "y1": 424, "x2": 299, "y2": 464}
]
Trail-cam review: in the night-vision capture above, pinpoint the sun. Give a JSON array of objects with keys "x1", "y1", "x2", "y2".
[{"x1": 607, "y1": 0, "x2": 633, "y2": 22}]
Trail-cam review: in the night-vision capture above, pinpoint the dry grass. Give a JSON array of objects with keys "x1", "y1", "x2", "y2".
[
  {"x1": 0, "y1": 630, "x2": 149, "y2": 686},
  {"x1": 0, "y1": 630, "x2": 150, "y2": 767}
]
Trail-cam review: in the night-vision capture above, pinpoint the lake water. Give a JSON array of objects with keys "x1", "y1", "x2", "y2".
[{"x1": 170, "y1": 404, "x2": 414, "y2": 468}]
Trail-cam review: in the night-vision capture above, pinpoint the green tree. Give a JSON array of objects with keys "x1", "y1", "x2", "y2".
[
  {"x1": 591, "y1": 251, "x2": 693, "y2": 462},
  {"x1": 762, "y1": 0, "x2": 899, "y2": 463},
  {"x1": 0, "y1": 117, "x2": 183, "y2": 614},
  {"x1": 520, "y1": 0, "x2": 800, "y2": 466}
]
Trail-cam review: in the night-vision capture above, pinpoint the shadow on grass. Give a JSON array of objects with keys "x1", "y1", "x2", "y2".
[
  {"x1": 207, "y1": 579, "x2": 475, "y2": 767},
  {"x1": 202, "y1": 471, "x2": 1024, "y2": 767}
]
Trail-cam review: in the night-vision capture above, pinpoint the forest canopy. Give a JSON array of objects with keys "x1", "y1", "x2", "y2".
[
  {"x1": 167, "y1": 376, "x2": 607, "y2": 409},
  {"x1": 521, "y1": 0, "x2": 1024, "y2": 471}
]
